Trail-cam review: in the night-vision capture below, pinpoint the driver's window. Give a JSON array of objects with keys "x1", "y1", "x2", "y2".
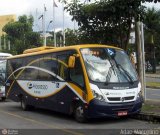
[{"x1": 70, "y1": 58, "x2": 85, "y2": 89}]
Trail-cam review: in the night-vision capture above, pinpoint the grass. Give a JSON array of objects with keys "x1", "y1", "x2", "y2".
[
  {"x1": 146, "y1": 82, "x2": 160, "y2": 88},
  {"x1": 142, "y1": 104, "x2": 160, "y2": 113}
]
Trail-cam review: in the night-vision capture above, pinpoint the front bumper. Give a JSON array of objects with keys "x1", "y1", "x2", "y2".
[
  {"x1": 0, "y1": 92, "x2": 5, "y2": 98},
  {"x1": 86, "y1": 97, "x2": 143, "y2": 118}
]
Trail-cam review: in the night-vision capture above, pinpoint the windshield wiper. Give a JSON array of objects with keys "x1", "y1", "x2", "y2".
[
  {"x1": 117, "y1": 64, "x2": 134, "y2": 84},
  {"x1": 105, "y1": 67, "x2": 112, "y2": 85}
]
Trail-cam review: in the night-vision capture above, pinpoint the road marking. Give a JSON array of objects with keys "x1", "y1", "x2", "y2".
[{"x1": 0, "y1": 109, "x2": 83, "y2": 135}]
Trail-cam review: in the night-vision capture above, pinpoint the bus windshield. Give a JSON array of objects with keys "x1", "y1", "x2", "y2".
[
  {"x1": 81, "y1": 48, "x2": 138, "y2": 83},
  {"x1": 0, "y1": 61, "x2": 6, "y2": 83}
]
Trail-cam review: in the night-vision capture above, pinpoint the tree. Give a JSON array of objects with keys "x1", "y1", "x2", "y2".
[
  {"x1": 65, "y1": 28, "x2": 79, "y2": 46},
  {"x1": 144, "y1": 8, "x2": 160, "y2": 44},
  {"x1": 144, "y1": 7, "x2": 160, "y2": 72},
  {"x1": 63, "y1": 0, "x2": 146, "y2": 50},
  {"x1": 3, "y1": 15, "x2": 41, "y2": 54}
]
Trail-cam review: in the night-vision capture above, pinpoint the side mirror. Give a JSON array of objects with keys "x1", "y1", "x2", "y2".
[{"x1": 68, "y1": 56, "x2": 75, "y2": 68}]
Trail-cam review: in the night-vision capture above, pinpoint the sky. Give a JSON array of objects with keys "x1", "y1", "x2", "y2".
[
  {"x1": 0, "y1": 0, "x2": 75, "y2": 32},
  {"x1": 0, "y1": 0, "x2": 160, "y2": 32}
]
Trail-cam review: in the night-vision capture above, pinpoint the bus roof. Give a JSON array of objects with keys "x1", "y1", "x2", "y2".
[
  {"x1": 7, "y1": 44, "x2": 122, "y2": 59},
  {"x1": 0, "y1": 52, "x2": 12, "y2": 57},
  {"x1": 0, "y1": 53, "x2": 12, "y2": 61},
  {"x1": 23, "y1": 46, "x2": 56, "y2": 54}
]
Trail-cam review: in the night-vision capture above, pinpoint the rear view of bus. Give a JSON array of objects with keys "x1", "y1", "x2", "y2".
[
  {"x1": 0, "y1": 53, "x2": 12, "y2": 101},
  {"x1": 80, "y1": 47, "x2": 143, "y2": 119}
]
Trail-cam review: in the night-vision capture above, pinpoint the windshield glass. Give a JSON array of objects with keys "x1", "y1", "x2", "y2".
[
  {"x1": 81, "y1": 48, "x2": 138, "y2": 83},
  {"x1": 0, "y1": 61, "x2": 6, "y2": 80}
]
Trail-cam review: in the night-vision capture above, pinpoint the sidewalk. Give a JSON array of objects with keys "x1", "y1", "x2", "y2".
[
  {"x1": 133, "y1": 69, "x2": 160, "y2": 122},
  {"x1": 133, "y1": 99, "x2": 160, "y2": 123}
]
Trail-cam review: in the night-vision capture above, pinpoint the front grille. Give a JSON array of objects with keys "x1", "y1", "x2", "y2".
[
  {"x1": 112, "y1": 105, "x2": 134, "y2": 111},
  {"x1": 124, "y1": 96, "x2": 134, "y2": 100},
  {"x1": 107, "y1": 96, "x2": 135, "y2": 102},
  {"x1": 107, "y1": 97, "x2": 120, "y2": 101}
]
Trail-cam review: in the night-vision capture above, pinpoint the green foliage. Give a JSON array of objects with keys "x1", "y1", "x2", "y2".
[
  {"x1": 65, "y1": 28, "x2": 79, "y2": 46},
  {"x1": 144, "y1": 7, "x2": 160, "y2": 63},
  {"x1": 64, "y1": 0, "x2": 146, "y2": 50},
  {"x1": 3, "y1": 15, "x2": 41, "y2": 54},
  {"x1": 144, "y1": 7, "x2": 160, "y2": 36}
]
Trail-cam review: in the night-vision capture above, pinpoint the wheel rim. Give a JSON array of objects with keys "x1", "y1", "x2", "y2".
[{"x1": 76, "y1": 106, "x2": 84, "y2": 118}]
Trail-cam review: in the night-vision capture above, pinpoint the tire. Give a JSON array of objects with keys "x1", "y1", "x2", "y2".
[
  {"x1": 21, "y1": 97, "x2": 29, "y2": 111},
  {"x1": 1, "y1": 97, "x2": 6, "y2": 101},
  {"x1": 74, "y1": 104, "x2": 87, "y2": 123}
]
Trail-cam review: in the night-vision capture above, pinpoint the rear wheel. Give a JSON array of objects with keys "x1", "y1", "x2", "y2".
[
  {"x1": 74, "y1": 104, "x2": 87, "y2": 123},
  {"x1": 1, "y1": 97, "x2": 6, "y2": 101},
  {"x1": 21, "y1": 97, "x2": 29, "y2": 111}
]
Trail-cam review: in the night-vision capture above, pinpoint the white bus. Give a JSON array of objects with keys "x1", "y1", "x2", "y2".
[
  {"x1": 0, "y1": 53, "x2": 12, "y2": 62},
  {"x1": 0, "y1": 53, "x2": 12, "y2": 101}
]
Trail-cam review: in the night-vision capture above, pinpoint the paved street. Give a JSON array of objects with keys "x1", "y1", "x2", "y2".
[
  {"x1": 145, "y1": 76, "x2": 160, "y2": 101},
  {"x1": 146, "y1": 88, "x2": 160, "y2": 101},
  {"x1": 146, "y1": 77, "x2": 160, "y2": 83},
  {"x1": 0, "y1": 101, "x2": 159, "y2": 135}
]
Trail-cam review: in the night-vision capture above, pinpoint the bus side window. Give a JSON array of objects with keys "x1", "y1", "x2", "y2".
[
  {"x1": 57, "y1": 55, "x2": 69, "y2": 81},
  {"x1": 70, "y1": 58, "x2": 85, "y2": 89}
]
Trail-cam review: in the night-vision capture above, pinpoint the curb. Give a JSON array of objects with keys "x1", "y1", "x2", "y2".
[
  {"x1": 132, "y1": 112, "x2": 160, "y2": 123},
  {"x1": 146, "y1": 86, "x2": 160, "y2": 89},
  {"x1": 145, "y1": 75, "x2": 160, "y2": 78}
]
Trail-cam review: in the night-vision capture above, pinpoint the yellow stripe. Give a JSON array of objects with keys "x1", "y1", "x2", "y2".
[
  {"x1": 7, "y1": 57, "x2": 68, "y2": 96},
  {"x1": 77, "y1": 50, "x2": 94, "y2": 103},
  {"x1": 8, "y1": 44, "x2": 122, "y2": 60},
  {"x1": 16, "y1": 57, "x2": 68, "y2": 79},
  {"x1": 6, "y1": 80, "x2": 16, "y2": 97},
  {"x1": 68, "y1": 82, "x2": 87, "y2": 103}
]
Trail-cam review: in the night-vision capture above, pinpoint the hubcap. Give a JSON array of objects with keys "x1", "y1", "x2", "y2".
[{"x1": 76, "y1": 106, "x2": 83, "y2": 117}]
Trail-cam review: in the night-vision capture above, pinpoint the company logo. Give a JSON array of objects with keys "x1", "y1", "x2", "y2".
[
  {"x1": 27, "y1": 82, "x2": 33, "y2": 89},
  {"x1": 120, "y1": 97, "x2": 125, "y2": 102},
  {"x1": 27, "y1": 82, "x2": 48, "y2": 90}
]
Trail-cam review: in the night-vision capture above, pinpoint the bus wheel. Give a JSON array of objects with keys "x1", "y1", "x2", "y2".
[
  {"x1": 74, "y1": 105, "x2": 87, "y2": 123},
  {"x1": 1, "y1": 97, "x2": 6, "y2": 101},
  {"x1": 21, "y1": 97, "x2": 29, "y2": 111}
]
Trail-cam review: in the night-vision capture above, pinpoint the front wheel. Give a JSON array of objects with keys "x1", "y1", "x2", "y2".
[{"x1": 74, "y1": 105, "x2": 87, "y2": 123}]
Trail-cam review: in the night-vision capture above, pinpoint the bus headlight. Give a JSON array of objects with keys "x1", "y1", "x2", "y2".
[
  {"x1": 92, "y1": 90, "x2": 105, "y2": 101},
  {"x1": 137, "y1": 90, "x2": 142, "y2": 99}
]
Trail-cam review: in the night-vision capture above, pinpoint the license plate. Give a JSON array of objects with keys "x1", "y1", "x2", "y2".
[{"x1": 118, "y1": 111, "x2": 128, "y2": 116}]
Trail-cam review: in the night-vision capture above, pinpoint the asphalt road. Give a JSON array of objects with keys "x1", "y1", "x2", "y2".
[
  {"x1": 0, "y1": 101, "x2": 159, "y2": 135},
  {"x1": 145, "y1": 76, "x2": 160, "y2": 101},
  {"x1": 146, "y1": 77, "x2": 160, "y2": 83},
  {"x1": 146, "y1": 88, "x2": 160, "y2": 101}
]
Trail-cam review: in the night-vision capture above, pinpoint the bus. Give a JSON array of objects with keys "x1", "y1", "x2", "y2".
[
  {"x1": 5, "y1": 45, "x2": 143, "y2": 122},
  {"x1": 0, "y1": 52, "x2": 12, "y2": 62},
  {"x1": 0, "y1": 53, "x2": 12, "y2": 101}
]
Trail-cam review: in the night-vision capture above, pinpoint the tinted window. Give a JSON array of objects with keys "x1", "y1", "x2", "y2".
[
  {"x1": 70, "y1": 58, "x2": 85, "y2": 88},
  {"x1": 39, "y1": 56, "x2": 58, "y2": 75},
  {"x1": 57, "y1": 54, "x2": 69, "y2": 80}
]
